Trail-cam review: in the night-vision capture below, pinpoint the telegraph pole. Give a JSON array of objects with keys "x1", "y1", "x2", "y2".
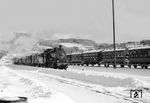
[{"x1": 112, "y1": 0, "x2": 116, "y2": 69}]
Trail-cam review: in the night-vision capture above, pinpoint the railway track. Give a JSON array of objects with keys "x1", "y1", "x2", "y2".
[{"x1": 36, "y1": 70, "x2": 149, "y2": 103}]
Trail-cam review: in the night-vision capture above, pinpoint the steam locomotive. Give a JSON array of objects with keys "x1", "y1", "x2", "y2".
[
  {"x1": 67, "y1": 46, "x2": 150, "y2": 69},
  {"x1": 13, "y1": 45, "x2": 68, "y2": 70}
]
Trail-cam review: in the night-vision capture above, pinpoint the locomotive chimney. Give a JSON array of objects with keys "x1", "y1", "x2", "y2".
[{"x1": 59, "y1": 45, "x2": 62, "y2": 49}]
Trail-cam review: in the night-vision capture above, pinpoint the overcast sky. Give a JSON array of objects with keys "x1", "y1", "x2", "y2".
[{"x1": 0, "y1": 0, "x2": 150, "y2": 44}]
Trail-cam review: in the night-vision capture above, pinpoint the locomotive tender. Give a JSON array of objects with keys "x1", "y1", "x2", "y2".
[
  {"x1": 67, "y1": 46, "x2": 150, "y2": 69},
  {"x1": 14, "y1": 45, "x2": 68, "y2": 70}
]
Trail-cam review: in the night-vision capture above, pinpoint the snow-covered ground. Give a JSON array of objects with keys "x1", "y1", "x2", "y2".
[
  {"x1": 4, "y1": 64, "x2": 150, "y2": 103},
  {"x1": 0, "y1": 65, "x2": 76, "y2": 103}
]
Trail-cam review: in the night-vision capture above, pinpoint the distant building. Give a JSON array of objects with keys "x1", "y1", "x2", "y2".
[{"x1": 126, "y1": 42, "x2": 144, "y2": 48}]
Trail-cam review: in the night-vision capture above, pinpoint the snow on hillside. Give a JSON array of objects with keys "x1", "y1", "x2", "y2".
[
  {"x1": 32, "y1": 43, "x2": 53, "y2": 51},
  {"x1": 59, "y1": 43, "x2": 95, "y2": 51}
]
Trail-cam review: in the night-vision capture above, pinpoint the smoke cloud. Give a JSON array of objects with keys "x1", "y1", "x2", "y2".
[{"x1": 0, "y1": 30, "x2": 91, "y2": 53}]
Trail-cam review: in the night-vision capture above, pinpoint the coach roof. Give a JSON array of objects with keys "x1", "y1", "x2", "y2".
[
  {"x1": 103, "y1": 48, "x2": 125, "y2": 52},
  {"x1": 129, "y1": 46, "x2": 150, "y2": 50},
  {"x1": 71, "y1": 52, "x2": 83, "y2": 55},
  {"x1": 83, "y1": 49, "x2": 103, "y2": 53}
]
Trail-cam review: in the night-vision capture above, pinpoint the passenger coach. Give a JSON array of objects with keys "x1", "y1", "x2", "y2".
[
  {"x1": 128, "y1": 46, "x2": 150, "y2": 68},
  {"x1": 83, "y1": 50, "x2": 103, "y2": 66},
  {"x1": 70, "y1": 53, "x2": 83, "y2": 65},
  {"x1": 102, "y1": 49, "x2": 129, "y2": 67}
]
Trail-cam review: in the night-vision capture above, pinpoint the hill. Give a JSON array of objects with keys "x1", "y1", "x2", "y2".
[
  {"x1": 1, "y1": 32, "x2": 150, "y2": 56},
  {"x1": 32, "y1": 38, "x2": 98, "y2": 54},
  {"x1": 33, "y1": 38, "x2": 150, "y2": 54}
]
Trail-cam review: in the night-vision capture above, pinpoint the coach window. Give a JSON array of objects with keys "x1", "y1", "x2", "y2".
[
  {"x1": 129, "y1": 52, "x2": 131, "y2": 57},
  {"x1": 120, "y1": 52, "x2": 122, "y2": 57},
  {"x1": 106, "y1": 52, "x2": 108, "y2": 55},
  {"x1": 148, "y1": 50, "x2": 150, "y2": 56},
  {"x1": 131, "y1": 51, "x2": 133, "y2": 57},
  {"x1": 134, "y1": 50, "x2": 136, "y2": 54},
  {"x1": 119, "y1": 52, "x2": 120, "y2": 57},
  {"x1": 121, "y1": 52, "x2": 124, "y2": 57},
  {"x1": 117, "y1": 52, "x2": 119, "y2": 57},
  {"x1": 134, "y1": 50, "x2": 137, "y2": 54},
  {"x1": 129, "y1": 51, "x2": 133, "y2": 57},
  {"x1": 133, "y1": 50, "x2": 136, "y2": 56}
]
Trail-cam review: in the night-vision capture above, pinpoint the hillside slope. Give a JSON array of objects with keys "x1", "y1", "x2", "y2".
[{"x1": 32, "y1": 38, "x2": 98, "y2": 53}]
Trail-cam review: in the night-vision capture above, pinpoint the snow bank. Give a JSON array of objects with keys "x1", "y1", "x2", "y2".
[
  {"x1": 34, "y1": 67, "x2": 148, "y2": 88},
  {"x1": 27, "y1": 66, "x2": 150, "y2": 103},
  {"x1": 6, "y1": 65, "x2": 150, "y2": 103},
  {"x1": 68, "y1": 68, "x2": 150, "y2": 88},
  {"x1": 38, "y1": 70, "x2": 150, "y2": 103},
  {"x1": 0, "y1": 66, "x2": 51, "y2": 99},
  {"x1": 0, "y1": 66, "x2": 76, "y2": 103},
  {"x1": 30, "y1": 92, "x2": 76, "y2": 103}
]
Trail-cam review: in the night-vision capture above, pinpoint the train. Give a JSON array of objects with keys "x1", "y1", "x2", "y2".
[
  {"x1": 13, "y1": 45, "x2": 150, "y2": 69},
  {"x1": 67, "y1": 46, "x2": 150, "y2": 69},
  {"x1": 13, "y1": 45, "x2": 68, "y2": 70}
]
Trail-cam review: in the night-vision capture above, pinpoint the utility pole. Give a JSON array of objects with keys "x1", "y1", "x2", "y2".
[{"x1": 112, "y1": 0, "x2": 116, "y2": 69}]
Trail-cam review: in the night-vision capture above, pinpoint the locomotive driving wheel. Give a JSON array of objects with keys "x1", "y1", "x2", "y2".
[
  {"x1": 145, "y1": 66, "x2": 148, "y2": 69},
  {"x1": 128, "y1": 64, "x2": 131, "y2": 68},
  {"x1": 133, "y1": 64, "x2": 137, "y2": 68}
]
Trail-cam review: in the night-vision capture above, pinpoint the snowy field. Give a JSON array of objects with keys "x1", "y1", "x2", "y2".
[
  {"x1": 0, "y1": 65, "x2": 76, "y2": 103},
  {"x1": 1, "y1": 64, "x2": 148, "y2": 103}
]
